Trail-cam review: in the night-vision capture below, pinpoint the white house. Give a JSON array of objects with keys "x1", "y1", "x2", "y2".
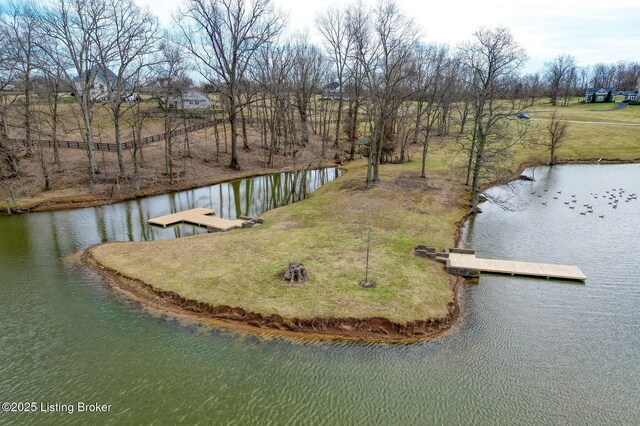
[
  {"x1": 168, "y1": 89, "x2": 213, "y2": 110},
  {"x1": 75, "y1": 68, "x2": 137, "y2": 103}
]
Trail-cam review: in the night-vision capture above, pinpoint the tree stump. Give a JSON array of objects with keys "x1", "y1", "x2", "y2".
[{"x1": 284, "y1": 263, "x2": 309, "y2": 283}]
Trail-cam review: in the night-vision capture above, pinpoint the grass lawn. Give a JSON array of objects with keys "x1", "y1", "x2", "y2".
[
  {"x1": 528, "y1": 98, "x2": 640, "y2": 124},
  {"x1": 89, "y1": 151, "x2": 466, "y2": 323},
  {"x1": 87, "y1": 105, "x2": 640, "y2": 328}
]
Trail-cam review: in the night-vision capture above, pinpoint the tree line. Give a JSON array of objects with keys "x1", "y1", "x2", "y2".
[{"x1": 1, "y1": 0, "x2": 638, "y2": 212}]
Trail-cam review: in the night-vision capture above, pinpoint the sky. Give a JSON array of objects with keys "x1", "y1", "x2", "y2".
[
  {"x1": 59, "y1": 0, "x2": 640, "y2": 73},
  {"x1": 2, "y1": 0, "x2": 636, "y2": 72}
]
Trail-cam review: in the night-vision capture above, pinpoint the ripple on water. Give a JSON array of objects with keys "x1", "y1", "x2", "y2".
[{"x1": 0, "y1": 164, "x2": 639, "y2": 424}]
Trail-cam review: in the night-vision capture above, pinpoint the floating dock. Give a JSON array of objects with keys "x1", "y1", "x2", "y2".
[
  {"x1": 446, "y1": 252, "x2": 587, "y2": 281},
  {"x1": 147, "y1": 208, "x2": 247, "y2": 232}
]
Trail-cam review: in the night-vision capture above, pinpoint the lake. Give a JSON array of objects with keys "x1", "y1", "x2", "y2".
[{"x1": 0, "y1": 164, "x2": 638, "y2": 424}]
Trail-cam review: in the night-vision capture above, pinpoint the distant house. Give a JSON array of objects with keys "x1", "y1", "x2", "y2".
[
  {"x1": 616, "y1": 90, "x2": 638, "y2": 101},
  {"x1": 1, "y1": 84, "x2": 15, "y2": 92},
  {"x1": 585, "y1": 88, "x2": 616, "y2": 103},
  {"x1": 168, "y1": 89, "x2": 213, "y2": 110},
  {"x1": 75, "y1": 68, "x2": 137, "y2": 103},
  {"x1": 322, "y1": 82, "x2": 348, "y2": 101}
]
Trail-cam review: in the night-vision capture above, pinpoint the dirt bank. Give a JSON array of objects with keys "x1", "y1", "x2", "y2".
[
  {"x1": 83, "y1": 249, "x2": 464, "y2": 344},
  {"x1": 3, "y1": 162, "x2": 339, "y2": 214}
]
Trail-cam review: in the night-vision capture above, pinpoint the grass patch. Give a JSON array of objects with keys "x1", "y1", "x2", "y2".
[
  {"x1": 90, "y1": 155, "x2": 466, "y2": 323},
  {"x1": 87, "y1": 103, "x2": 640, "y2": 325}
]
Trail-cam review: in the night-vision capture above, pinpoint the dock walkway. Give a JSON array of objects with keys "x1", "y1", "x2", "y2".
[
  {"x1": 447, "y1": 253, "x2": 587, "y2": 281},
  {"x1": 147, "y1": 208, "x2": 246, "y2": 232}
]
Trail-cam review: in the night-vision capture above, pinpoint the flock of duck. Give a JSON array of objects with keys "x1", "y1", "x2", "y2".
[{"x1": 532, "y1": 187, "x2": 638, "y2": 218}]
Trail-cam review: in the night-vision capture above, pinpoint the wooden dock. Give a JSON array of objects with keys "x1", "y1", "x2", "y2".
[
  {"x1": 147, "y1": 208, "x2": 246, "y2": 232},
  {"x1": 446, "y1": 253, "x2": 587, "y2": 281}
]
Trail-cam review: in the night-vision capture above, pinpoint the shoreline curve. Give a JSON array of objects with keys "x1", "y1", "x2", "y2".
[{"x1": 83, "y1": 249, "x2": 465, "y2": 344}]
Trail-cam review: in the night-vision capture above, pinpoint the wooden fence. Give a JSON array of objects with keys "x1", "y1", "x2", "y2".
[{"x1": 8, "y1": 118, "x2": 224, "y2": 152}]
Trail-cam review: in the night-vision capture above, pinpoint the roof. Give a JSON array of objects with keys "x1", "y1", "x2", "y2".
[
  {"x1": 80, "y1": 67, "x2": 133, "y2": 91},
  {"x1": 616, "y1": 90, "x2": 638, "y2": 95},
  {"x1": 585, "y1": 87, "x2": 616, "y2": 94},
  {"x1": 173, "y1": 88, "x2": 212, "y2": 102}
]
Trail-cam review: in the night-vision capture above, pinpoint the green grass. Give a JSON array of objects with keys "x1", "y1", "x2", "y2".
[
  {"x1": 88, "y1": 98, "x2": 640, "y2": 324},
  {"x1": 528, "y1": 98, "x2": 640, "y2": 124},
  {"x1": 90, "y1": 153, "x2": 467, "y2": 323}
]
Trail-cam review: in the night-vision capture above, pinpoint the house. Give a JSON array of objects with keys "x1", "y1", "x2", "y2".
[
  {"x1": 322, "y1": 82, "x2": 348, "y2": 101},
  {"x1": 74, "y1": 68, "x2": 137, "y2": 103},
  {"x1": 584, "y1": 88, "x2": 616, "y2": 103},
  {"x1": 168, "y1": 89, "x2": 213, "y2": 110},
  {"x1": 616, "y1": 90, "x2": 638, "y2": 102}
]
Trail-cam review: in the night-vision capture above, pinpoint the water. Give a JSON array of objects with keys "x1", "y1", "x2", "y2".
[{"x1": 0, "y1": 164, "x2": 638, "y2": 425}]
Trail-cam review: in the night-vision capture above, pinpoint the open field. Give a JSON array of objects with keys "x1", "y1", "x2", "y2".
[
  {"x1": 519, "y1": 99, "x2": 640, "y2": 162},
  {"x1": 527, "y1": 97, "x2": 640, "y2": 124}
]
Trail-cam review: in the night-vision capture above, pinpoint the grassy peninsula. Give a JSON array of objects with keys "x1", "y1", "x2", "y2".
[{"x1": 87, "y1": 101, "x2": 640, "y2": 341}]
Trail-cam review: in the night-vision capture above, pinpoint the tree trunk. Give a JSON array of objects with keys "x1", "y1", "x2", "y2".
[
  {"x1": 240, "y1": 107, "x2": 249, "y2": 150},
  {"x1": 80, "y1": 97, "x2": 98, "y2": 189},
  {"x1": 229, "y1": 110, "x2": 240, "y2": 170},
  {"x1": 213, "y1": 118, "x2": 220, "y2": 162},
  {"x1": 114, "y1": 108, "x2": 126, "y2": 177},
  {"x1": 420, "y1": 129, "x2": 430, "y2": 178},
  {"x1": 334, "y1": 95, "x2": 343, "y2": 160},
  {"x1": 298, "y1": 105, "x2": 309, "y2": 147},
  {"x1": 469, "y1": 135, "x2": 485, "y2": 211},
  {"x1": 133, "y1": 126, "x2": 141, "y2": 191},
  {"x1": 52, "y1": 98, "x2": 61, "y2": 171},
  {"x1": 413, "y1": 101, "x2": 423, "y2": 145},
  {"x1": 24, "y1": 65, "x2": 33, "y2": 157}
]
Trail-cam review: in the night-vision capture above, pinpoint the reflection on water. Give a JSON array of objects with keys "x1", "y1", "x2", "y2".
[
  {"x1": 38, "y1": 167, "x2": 338, "y2": 247},
  {"x1": 0, "y1": 164, "x2": 639, "y2": 424}
]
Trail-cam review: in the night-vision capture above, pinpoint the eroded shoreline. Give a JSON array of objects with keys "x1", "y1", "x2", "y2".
[
  {"x1": 72, "y1": 159, "x2": 638, "y2": 343},
  {"x1": 83, "y1": 249, "x2": 464, "y2": 343}
]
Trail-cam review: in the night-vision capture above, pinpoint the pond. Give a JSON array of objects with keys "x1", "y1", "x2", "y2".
[{"x1": 0, "y1": 164, "x2": 638, "y2": 424}]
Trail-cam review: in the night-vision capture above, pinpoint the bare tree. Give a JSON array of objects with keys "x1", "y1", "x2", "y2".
[
  {"x1": 413, "y1": 44, "x2": 456, "y2": 178},
  {"x1": 355, "y1": 0, "x2": 418, "y2": 185},
  {"x1": 316, "y1": 5, "x2": 352, "y2": 158},
  {"x1": 179, "y1": 0, "x2": 284, "y2": 170},
  {"x1": 254, "y1": 42, "x2": 293, "y2": 166},
  {"x1": 543, "y1": 111, "x2": 568, "y2": 166},
  {"x1": 124, "y1": 65, "x2": 152, "y2": 191},
  {"x1": 344, "y1": 4, "x2": 367, "y2": 161},
  {"x1": 590, "y1": 63, "x2": 616, "y2": 88},
  {"x1": 459, "y1": 26, "x2": 528, "y2": 212},
  {"x1": 39, "y1": 0, "x2": 111, "y2": 189},
  {"x1": 544, "y1": 54, "x2": 576, "y2": 106},
  {"x1": 0, "y1": 24, "x2": 19, "y2": 180},
  {"x1": 290, "y1": 34, "x2": 324, "y2": 148},
  {"x1": 153, "y1": 39, "x2": 189, "y2": 185},
  {"x1": 521, "y1": 72, "x2": 543, "y2": 107},
  {"x1": 33, "y1": 33, "x2": 73, "y2": 173},
  {"x1": 94, "y1": 0, "x2": 159, "y2": 178},
  {"x1": 1, "y1": 1, "x2": 38, "y2": 157}
]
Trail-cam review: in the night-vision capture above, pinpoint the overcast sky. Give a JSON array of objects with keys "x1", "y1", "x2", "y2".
[{"x1": 128, "y1": 0, "x2": 640, "y2": 73}]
